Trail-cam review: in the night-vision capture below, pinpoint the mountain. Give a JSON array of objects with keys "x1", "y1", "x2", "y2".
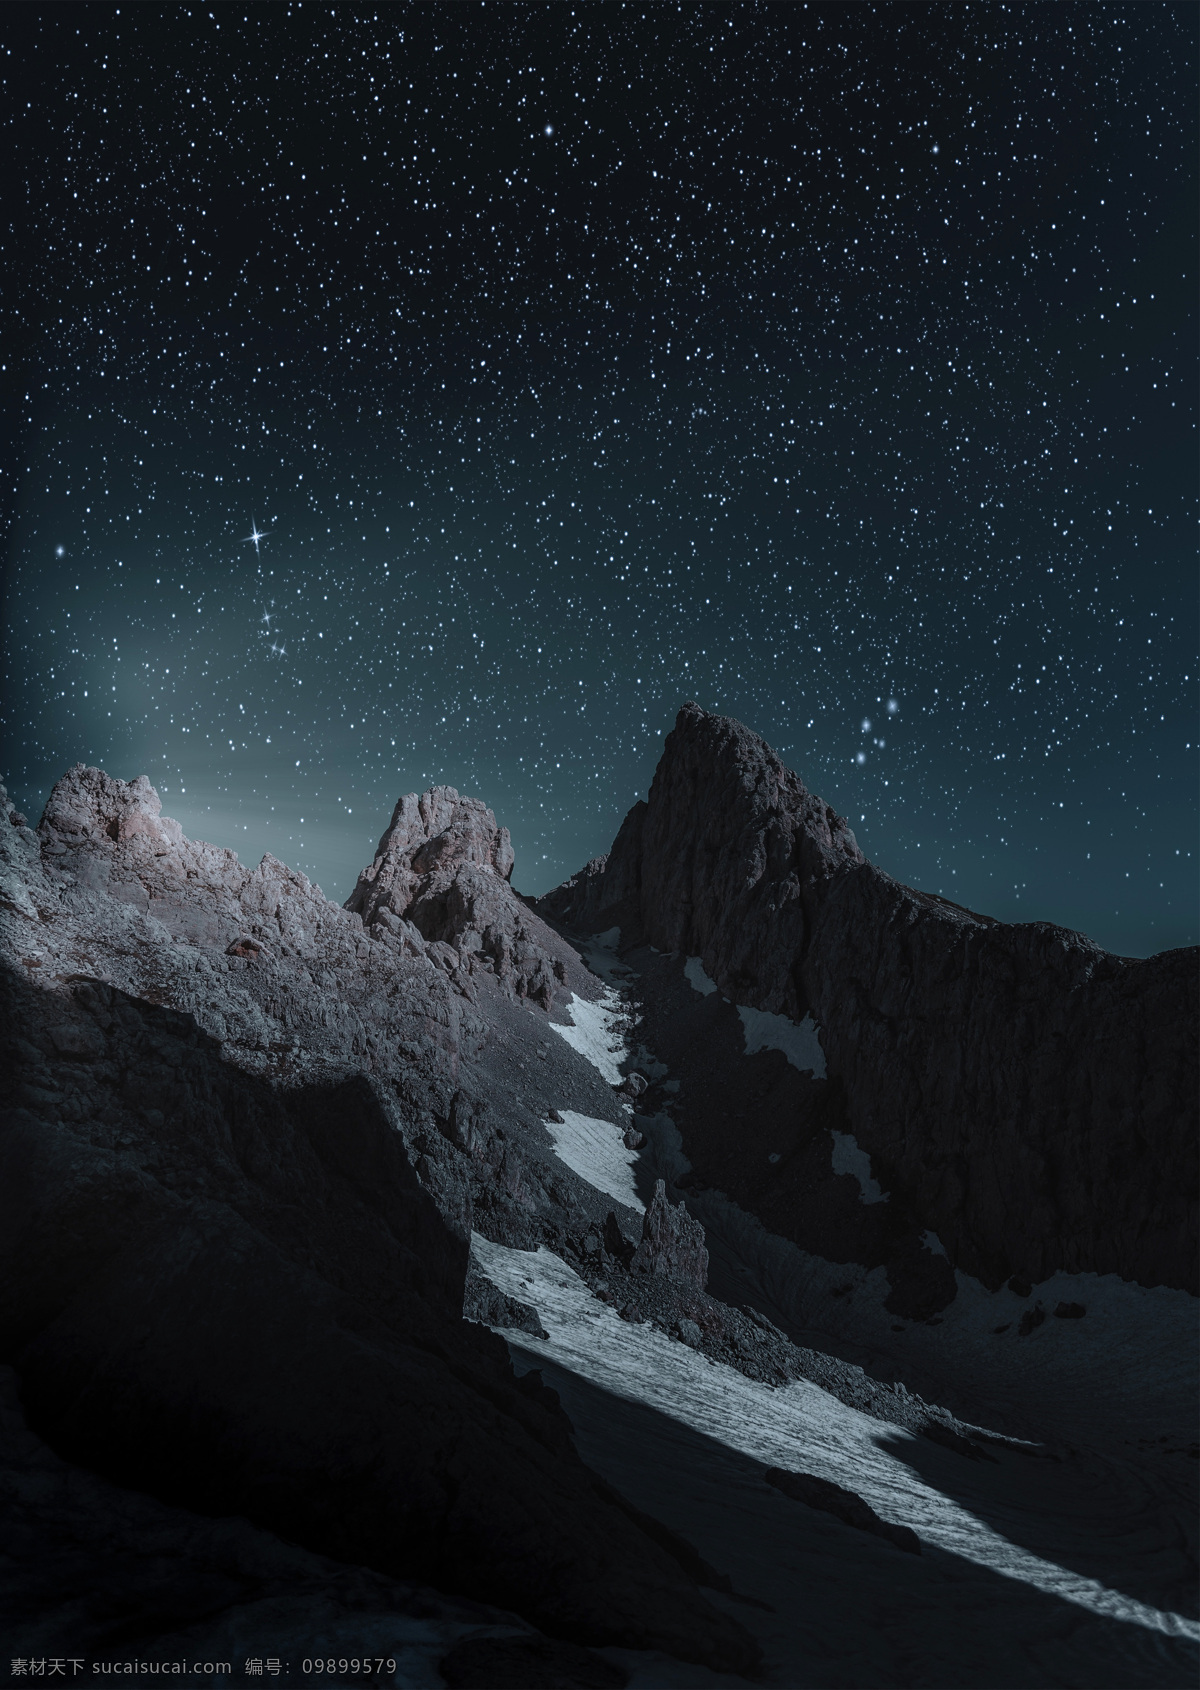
[
  {"x1": 538, "y1": 702, "x2": 1197, "y2": 1303},
  {"x1": 1, "y1": 715, "x2": 1195, "y2": 1688},
  {"x1": 0, "y1": 765, "x2": 756, "y2": 1679}
]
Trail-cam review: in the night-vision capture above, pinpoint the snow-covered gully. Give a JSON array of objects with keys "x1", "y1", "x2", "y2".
[{"x1": 479, "y1": 942, "x2": 1198, "y2": 1689}]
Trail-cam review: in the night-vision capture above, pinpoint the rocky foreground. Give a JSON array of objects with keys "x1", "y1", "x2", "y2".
[{"x1": 1, "y1": 706, "x2": 1196, "y2": 1686}]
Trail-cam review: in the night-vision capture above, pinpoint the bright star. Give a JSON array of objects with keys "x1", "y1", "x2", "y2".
[{"x1": 245, "y1": 520, "x2": 267, "y2": 554}]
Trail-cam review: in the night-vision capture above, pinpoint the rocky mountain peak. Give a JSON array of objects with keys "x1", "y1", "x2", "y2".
[
  {"x1": 644, "y1": 698, "x2": 866, "y2": 908},
  {"x1": 355, "y1": 785, "x2": 516, "y2": 900},
  {"x1": 346, "y1": 784, "x2": 513, "y2": 929},
  {"x1": 540, "y1": 702, "x2": 865, "y2": 996},
  {"x1": 346, "y1": 784, "x2": 576, "y2": 1011},
  {"x1": 537, "y1": 703, "x2": 1197, "y2": 1297}
]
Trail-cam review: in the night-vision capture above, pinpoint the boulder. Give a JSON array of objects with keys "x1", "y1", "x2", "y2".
[{"x1": 464, "y1": 1265, "x2": 549, "y2": 1339}]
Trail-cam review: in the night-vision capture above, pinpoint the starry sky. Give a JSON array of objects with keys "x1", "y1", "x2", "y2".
[{"x1": 1, "y1": 3, "x2": 1195, "y2": 957}]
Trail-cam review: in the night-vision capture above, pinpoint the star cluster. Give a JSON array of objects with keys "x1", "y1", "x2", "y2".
[{"x1": 1, "y1": 3, "x2": 1194, "y2": 954}]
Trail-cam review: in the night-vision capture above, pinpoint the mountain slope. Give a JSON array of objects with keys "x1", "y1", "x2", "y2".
[{"x1": 0, "y1": 766, "x2": 758, "y2": 1675}]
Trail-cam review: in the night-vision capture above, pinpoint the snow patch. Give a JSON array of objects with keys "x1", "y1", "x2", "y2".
[
  {"x1": 683, "y1": 956, "x2": 718, "y2": 996},
  {"x1": 923, "y1": 1230, "x2": 948, "y2": 1258},
  {"x1": 543, "y1": 1110, "x2": 644, "y2": 1213},
  {"x1": 830, "y1": 1130, "x2": 888, "y2": 1203},
  {"x1": 549, "y1": 990, "x2": 627, "y2": 1084},
  {"x1": 472, "y1": 1236, "x2": 1200, "y2": 1662},
  {"x1": 679, "y1": 1164, "x2": 1198, "y2": 1453},
  {"x1": 737, "y1": 1005, "x2": 827, "y2": 1077}
]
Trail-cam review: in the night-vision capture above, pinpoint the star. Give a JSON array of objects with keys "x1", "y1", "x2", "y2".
[{"x1": 244, "y1": 520, "x2": 267, "y2": 554}]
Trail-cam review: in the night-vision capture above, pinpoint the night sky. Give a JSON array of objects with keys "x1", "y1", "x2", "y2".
[{"x1": 2, "y1": 4, "x2": 1195, "y2": 957}]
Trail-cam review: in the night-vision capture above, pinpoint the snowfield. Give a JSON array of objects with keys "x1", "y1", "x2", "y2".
[
  {"x1": 472, "y1": 1235, "x2": 1198, "y2": 1689},
  {"x1": 684, "y1": 956, "x2": 719, "y2": 996},
  {"x1": 829, "y1": 1129, "x2": 888, "y2": 1203}
]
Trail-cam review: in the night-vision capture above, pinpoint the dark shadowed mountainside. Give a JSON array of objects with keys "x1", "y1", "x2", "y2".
[{"x1": 537, "y1": 703, "x2": 1198, "y2": 1296}]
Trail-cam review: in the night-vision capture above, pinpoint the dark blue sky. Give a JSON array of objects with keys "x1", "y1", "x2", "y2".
[{"x1": 2, "y1": 3, "x2": 1195, "y2": 956}]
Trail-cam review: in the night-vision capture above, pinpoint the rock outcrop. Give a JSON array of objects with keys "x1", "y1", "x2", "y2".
[
  {"x1": 346, "y1": 785, "x2": 585, "y2": 1010},
  {"x1": 631, "y1": 1180, "x2": 710, "y2": 1289},
  {"x1": 538, "y1": 704, "x2": 1198, "y2": 1295}
]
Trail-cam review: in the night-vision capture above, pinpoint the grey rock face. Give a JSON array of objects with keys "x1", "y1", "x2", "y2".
[
  {"x1": 538, "y1": 703, "x2": 1198, "y2": 1295},
  {"x1": 346, "y1": 785, "x2": 583, "y2": 1011},
  {"x1": 464, "y1": 1265, "x2": 550, "y2": 1339},
  {"x1": 539, "y1": 704, "x2": 861, "y2": 976},
  {"x1": 41, "y1": 764, "x2": 187, "y2": 850}
]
